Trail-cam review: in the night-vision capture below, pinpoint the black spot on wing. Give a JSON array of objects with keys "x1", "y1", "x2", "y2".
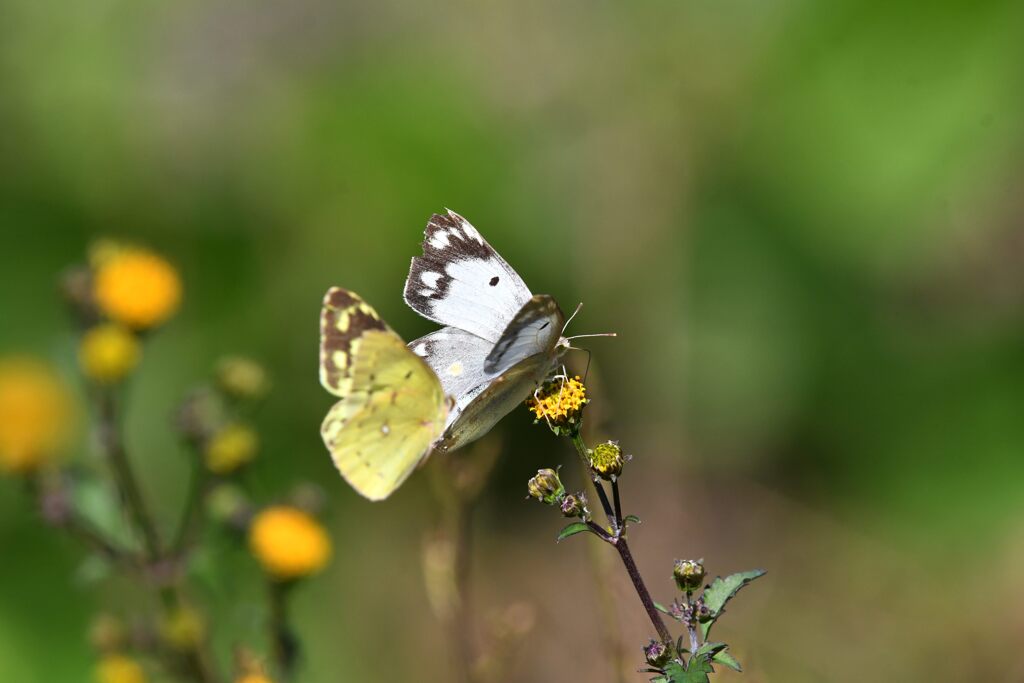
[{"x1": 489, "y1": 276, "x2": 499, "y2": 286}]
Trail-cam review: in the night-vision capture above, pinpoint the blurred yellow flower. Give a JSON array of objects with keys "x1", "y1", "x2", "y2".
[
  {"x1": 159, "y1": 604, "x2": 206, "y2": 651},
  {"x1": 236, "y1": 676, "x2": 273, "y2": 683},
  {"x1": 215, "y1": 356, "x2": 269, "y2": 399},
  {"x1": 94, "y1": 654, "x2": 147, "y2": 683},
  {"x1": 204, "y1": 423, "x2": 259, "y2": 474},
  {"x1": 93, "y1": 246, "x2": 181, "y2": 329},
  {"x1": 0, "y1": 357, "x2": 73, "y2": 474},
  {"x1": 79, "y1": 324, "x2": 141, "y2": 384},
  {"x1": 249, "y1": 506, "x2": 331, "y2": 580}
]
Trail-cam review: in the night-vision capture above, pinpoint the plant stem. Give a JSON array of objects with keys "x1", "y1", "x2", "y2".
[
  {"x1": 615, "y1": 537, "x2": 673, "y2": 644},
  {"x1": 569, "y1": 431, "x2": 616, "y2": 531},
  {"x1": 97, "y1": 389, "x2": 162, "y2": 559},
  {"x1": 568, "y1": 429, "x2": 672, "y2": 644},
  {"x1": 96, "y1": 387, "x2": 220, "y2": 683},
  {"x1": 172, "y1": 456, "x2": 209, "y2": 557},
  {"x1": 268, "y1": 580, "x2": 298, "y2": 682},
  {"x1": 611, "y1": 477, "x2": 623, "y2": 524}
]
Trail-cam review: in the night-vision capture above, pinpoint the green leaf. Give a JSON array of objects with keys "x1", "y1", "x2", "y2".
[
  {"x1": 658, "y1": 655, "x2": 715, "y2": 683},
  {"x1": 700, "y1": 569, "x2": 766, "y2": 639},
  {"x1": 654, "y1": 601, "x2": 671, "y2": 614},
  {"x1": 694, "y1": 642, "x2": 727, "y2": 658},
  {"x1": 712, "y1": 649, "x2": 742, "y2": 672},
  {"x1": 556, "y1": 522, "x2": 592, "y2": 542},
  {"x1": 623, "y1": 514, "x2": 642, "y2": 525}
]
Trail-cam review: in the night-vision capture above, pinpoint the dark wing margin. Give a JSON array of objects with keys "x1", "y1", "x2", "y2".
[{"x1": 319, "y1": 287, "x2": 390, "y2": 396}]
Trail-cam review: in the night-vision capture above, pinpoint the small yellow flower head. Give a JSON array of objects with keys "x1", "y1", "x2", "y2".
[
  {"x1": 590, "y1": 440, "x2": 625, "y2": 480},
  {"x1": 94, "y1": 654, "x2": 147, "y2": 683},
  {"x1": 204, "y1": 423, "x2": 259, "y2": 474},
  {"x1": 93, "y1": 245, "x2": 182, "y2": 329},
  {"x1": 0, "y1": 357, "x2": 74, "y2": 474},
  {"x1": 527, "y1": 468, "x2": 564, "y2": 506},
  {"x1": 249, "y1": 505, "x2": 331, "y2": 580},
  {"x1": 159, "y1": 604, "x2": 206, "y2": 651},
  {"x1": 673, "y1": 559, "x2": 706, "y2": 593},
  {"x1": 79, "y1": 323, "x2": 141, "y2": 384},
  {"x1": 236, "y1": 676, "x2": 274, "y2": 683},
  {"x1": 525, "y1": 375, "x2": 587, "y2": 434},
  {"x1": 215, "y1": 356, "x2": 270, "y2": 400}
]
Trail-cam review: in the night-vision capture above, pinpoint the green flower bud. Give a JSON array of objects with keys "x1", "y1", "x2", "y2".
[
  {"x1": 590, "y1": 440, "x2": 624, "y2": 480},
  {"x1": 673, "y1": 559, "x2": 705, "y2": 593},
  {"x1": 643, "y1": 639, "x2": 672, "y2": 668},
  {"x1": 559, "y1": 491, "x2": 587, "y2": 518},
  {"x1": 527, "y1": 468, "x2": 564, "y2": 505},
  {"x1": 215, "y1": 355, "x2": 269, "y2": 400}
]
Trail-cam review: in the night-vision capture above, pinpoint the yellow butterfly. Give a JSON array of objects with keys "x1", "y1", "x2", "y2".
[{"x1": 318, "y1": 288, "x2": 448, "y2": 501}]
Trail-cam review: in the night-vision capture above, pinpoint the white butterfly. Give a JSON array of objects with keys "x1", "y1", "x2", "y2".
[{"x1": 404, "y1": 210, "x2": 570, "y2": 452}]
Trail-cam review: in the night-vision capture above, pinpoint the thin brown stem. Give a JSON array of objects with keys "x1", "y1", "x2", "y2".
[
  {"x1": 268, "y1": 580, "x2": 298, "y2": 682},
  {"x1": 615, "y1": 538, "x2": 673, "y2": 644}
]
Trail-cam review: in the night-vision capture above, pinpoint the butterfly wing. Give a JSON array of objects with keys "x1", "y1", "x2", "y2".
[
  {"x1": 404, "y1": 210, "x2": 533, "y2": 343},
  {"x1": 484, "y1": 294, "x2": 565, "y2": 374},
  {"x1": 319, "y1": 288, "x2": 448, "y2": 501}
]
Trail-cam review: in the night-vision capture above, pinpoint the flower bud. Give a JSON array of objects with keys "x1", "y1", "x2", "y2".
[
  {"x1": 559, "y1": 491, "x2": 587, "y2": 519},
  {"x1": 203, "y1": 423, "x2": 259, "y2": 474},
  {"x1": 673, "y1": 559, "x2": 705, "y2": 593},
  {"x1": 643, "y1": 639, "x2": 672, "y2": 668},
  {"x1": 215, "y1": 356, "x2": 269, "y2": 400},
  {"x1": 526, "y1": 468, "x2": 564, "y2": 505},
  {"x1": 78, "y1": 323, "x2": 140, "y2": 384},
  {"x1": 590, "y1": 440, "x2": 624, "y2": 480}
]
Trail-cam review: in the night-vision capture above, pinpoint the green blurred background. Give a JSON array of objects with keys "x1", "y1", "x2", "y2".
[{"x1": 2, "y1": 0, "x2": 1024, "y2": 680}]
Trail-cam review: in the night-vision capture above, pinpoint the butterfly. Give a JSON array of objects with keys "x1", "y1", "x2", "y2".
[{"x1": 320, "y1": 210, "x2": 572, "y2": 500}]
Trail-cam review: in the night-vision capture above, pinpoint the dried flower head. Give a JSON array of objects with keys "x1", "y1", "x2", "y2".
[
  {"x1": 643, "y1": 639, "x2": 673, "y2": 668},
  {"x1": 92, "y1": 244, "x2": 181, "y2": 329},
  {"x1": 673, "y1": 559, "x2": 706, "y2": 593},
  {"x1": 204, "y1": 423, "x2": 259, "y2": 474},
  {"x1": 0, "y1": 356, "x2": 74, "y2": 474},
  {"x1": 249, "y1": 505, "x2": 331, "y2": 580},
  {"x1": 78, "y1": 323, "x2": 141, "y2": 384},
  {"x1": 525, "y1": 375, "x2": 587, "y2": 433},
  {"x1": 526, "y1": 468, "x2": 564, "y2": 505},
  {"x1": 559, "y1": 491, "x2": 588, "y2": 519},
  {"x1": 94, "y1": 654, "x2": 147, "y2": 683},
  {"x1": 589, "y1": 440, "x2": 624, "y2": 480}
]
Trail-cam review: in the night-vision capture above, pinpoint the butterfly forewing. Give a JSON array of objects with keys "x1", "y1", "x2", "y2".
[{"x1": 404, "y1": 210, "x2": 533, "y2": 343}]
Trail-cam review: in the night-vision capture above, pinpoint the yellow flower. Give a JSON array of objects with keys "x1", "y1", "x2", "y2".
[
  {"x1": 236, "y1": 676, "x2": 273, "y2": 683},
  {"x1": 159, "y1": 604, "x2": 206, "y2": 651},
  {"x1": 0, "y1": 357, "x2": 74, "y2": 474},
  {"x1": 525, "y1": 375, "x2": 588, "y2": 431},
  {"x1": 79, "y1": 324, "x2": 141, "y2": 384},
  {"x1": 94, "y1": 654, "x2": 147, "y2": 683},
  {"x1": 93, "y1": 245, "x2": 182, "y2": 329},
  {"x1": 249, "y1": 506, "x2": 331, "y2": 580},
  {"x1": 204, "y1": 423, "x2": 259, "y2": 474}
]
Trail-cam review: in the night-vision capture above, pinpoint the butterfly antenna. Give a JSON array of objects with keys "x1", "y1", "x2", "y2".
[
  {"x1": 561, "y1": 302, "x2": 584, "y2": 335},
  {"x1": 566, "y1": 332, "x2": 618, "y2": 340}
]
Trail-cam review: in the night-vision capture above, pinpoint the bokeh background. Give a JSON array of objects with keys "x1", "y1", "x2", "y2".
[{"x1": 3, "y1": 0, "x2": 1024, "y2": 681}]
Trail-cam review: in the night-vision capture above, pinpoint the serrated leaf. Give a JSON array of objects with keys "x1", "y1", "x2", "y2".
[
  {"x1": 658, "y1": 655, "x2": 715, "y2": 683},
  {"x1": 556, "y1": 522, "x2": 591, "y2": 542},
  {"x1": 700, "y1": 569, "x2": 766, "y2": 639},
  {"x1": 712, "y1": 649, "x2": 742, "y2": 672}
]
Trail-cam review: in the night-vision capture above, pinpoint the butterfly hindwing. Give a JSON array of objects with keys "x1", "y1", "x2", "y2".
[
  {"x1": 404, "y1": 210, "x2": 533, "y2": 343},
  {"x1": 319, "y1": 288, "x2": 448, "y2": 501}
]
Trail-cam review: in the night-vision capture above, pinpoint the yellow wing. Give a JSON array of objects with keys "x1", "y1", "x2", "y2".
[{"x1": 319, "y1": 288, "x2": 448, "y2": 501}]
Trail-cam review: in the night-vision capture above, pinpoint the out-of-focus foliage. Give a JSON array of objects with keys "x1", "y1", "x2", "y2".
[{"x1": 2, "y1": 0, "x2": 1023, "y2": 681}]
